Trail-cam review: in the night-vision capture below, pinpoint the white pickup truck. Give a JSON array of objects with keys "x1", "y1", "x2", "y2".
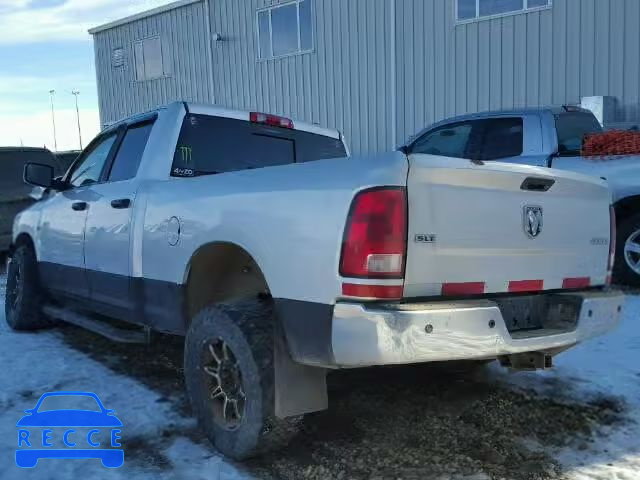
[
  {"x1": 403, "y1": 106, "x2": 640, "y2": 285},
  {"x1": 6, "y1": 102, "x2": 624, "y2": 459}
]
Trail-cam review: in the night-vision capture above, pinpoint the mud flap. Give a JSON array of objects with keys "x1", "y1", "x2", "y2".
[{"x1": 274, "y1": 326, "x2": 328, "y2": 418}]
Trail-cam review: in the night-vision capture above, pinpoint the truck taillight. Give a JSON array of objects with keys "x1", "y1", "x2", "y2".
[
  {"x1": 250, "y1": 111, "x2": 294, "y2": 129},
  {"x1": 340, "y1": 187, "x2": 407, "y2": 279},
  {"x1": 608, "y1": 206, "x2": 616, "y2": 283}
]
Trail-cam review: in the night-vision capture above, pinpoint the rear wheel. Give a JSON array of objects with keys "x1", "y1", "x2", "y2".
[
  {"x1": 614, "y1": 213, "x2": 640, "y2": 287},
  {"x1": 5, "y1": 244, "x2": 51, "y2": 330},
  {"x1": 184, "y1": 298, "x2": 301, "y2": 460}
]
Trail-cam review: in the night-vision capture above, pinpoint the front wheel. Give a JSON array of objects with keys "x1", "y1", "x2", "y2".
[
  {"x1": 614, "y1": 213, "x2": 640, "y2": 287},
  {"x1": 184, "y1": 298, "x2": 301, "y2": 460},
  {"x1": 5, "y1": 244, "x2": 51, "y2": 331}
]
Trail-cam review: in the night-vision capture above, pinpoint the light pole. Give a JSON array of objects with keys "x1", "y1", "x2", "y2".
[
  {"x1": 49, "y1": 90, "x2": 58, "y2": 152},
  {"x1": 71, "y1": 90, "x2": 83, "y2": 150}
]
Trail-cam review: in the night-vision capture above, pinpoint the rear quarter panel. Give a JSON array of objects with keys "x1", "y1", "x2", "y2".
[{"x1": 137, "y1": 152, "x2": 408, "y2": 305}]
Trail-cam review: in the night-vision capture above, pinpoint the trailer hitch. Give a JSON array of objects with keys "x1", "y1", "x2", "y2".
[{"x1": 499, "y1": 352, "x2": 553, "y2": 371}]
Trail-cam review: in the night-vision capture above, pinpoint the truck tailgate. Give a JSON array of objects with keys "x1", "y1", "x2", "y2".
[{"x1": 404, "y1": 154, "x2": 612, "y2": 297}]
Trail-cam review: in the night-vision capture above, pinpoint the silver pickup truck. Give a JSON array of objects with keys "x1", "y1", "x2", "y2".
[
  {"x1": 7, "y1": 102, "x2": 623, "y2": 459},
  {"x1": 403, "y1": 106, "x2": 640, "y2": 285}
]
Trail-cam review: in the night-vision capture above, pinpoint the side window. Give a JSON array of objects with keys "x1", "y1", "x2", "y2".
[
  {"x1": 412, "y1": 123, "x2": 473, "y2": 158},
  {"x1": 108, "y1": 122, "x2": 154, "y2": 182},
  {"x1": 68, "y1": 134, "x2": 118, "y2": 188},
  {"x1": 479, "y1": 118, "x2": 523, "y2": 160},
  {"x1": 257, "y1": 0, "x2": 313, "y2": 60},
  {"x1": 554, "y1": 112, "x2": 603, "y2": 154}
]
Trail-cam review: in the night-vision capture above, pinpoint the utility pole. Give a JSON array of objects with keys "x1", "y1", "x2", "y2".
[
  {"x1": 71, "y1": 90, "x2": 83, "y2": 150},
  {"x1": 49, "y1": 90, "x2": 58, "y2": 152}
]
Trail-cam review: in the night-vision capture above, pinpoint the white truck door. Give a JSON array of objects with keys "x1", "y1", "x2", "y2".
[
  {"x1": 38, "y1": 132, "x2": 119, "y2": 298},
  {"x1": 83, "y1": 121, "x2": 154, "y2": 315}
]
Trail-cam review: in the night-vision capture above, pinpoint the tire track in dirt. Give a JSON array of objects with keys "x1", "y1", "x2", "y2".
[{"x1": 58, "y1": 323, "x2": 628, "y2": 480}]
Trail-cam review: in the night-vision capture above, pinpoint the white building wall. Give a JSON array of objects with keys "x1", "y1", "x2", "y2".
[
  {"x1": 92, "y1": 0, "x2": 212, "y2": 126},
  {"x1": 209, "y1": 0, "x2": 394, "y2": 154},
  {"x1": 395, "y1": 0, "x2": 640, "y2": 143},
  {"x1": 92, "y1": 0, "x2": 640, "y2": 152}
]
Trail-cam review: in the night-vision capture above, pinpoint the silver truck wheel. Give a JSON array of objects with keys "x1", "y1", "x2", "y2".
[
  {"x1": 5, "y1": 244, "x2": 52, "y2": 331},
  {"x1": 202, "y1": 339, "x2": 246, "y2": 431},
  {"x1": 624, "y1": 229, "x2": 640, "y2": 275},
  {"x1": 184, "y1": 298, "x2": 301, "y2": 460},
  {"x1": 614, "y1": 213, "x2": 640, "y2": 286}
]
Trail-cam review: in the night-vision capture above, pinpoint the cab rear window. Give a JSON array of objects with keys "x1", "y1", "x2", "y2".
[
  {"x1": 171, "y1": 114, "x2": 346, "y2": 177},
  {"x1": 555, "y1": 112, "x2": 603, "y2": 155}
]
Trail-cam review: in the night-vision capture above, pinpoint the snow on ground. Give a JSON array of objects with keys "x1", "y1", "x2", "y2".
[
  {"x1": 1, "y1": 264, "x2": 639, "y2": 479},
  {"x1": 497, "y1": 294, "x2": 640, "y2": 480},
  {"x1": 556, "y1": 296, "x2": 640, "y2": 480},
  {"x1": 0, "y1": 275, "x2": 249, "y2": 480}
]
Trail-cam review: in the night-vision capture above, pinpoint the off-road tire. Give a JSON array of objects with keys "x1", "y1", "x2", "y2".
[
  {"x1": 184, "y1": 298, "x2": 301, "y2": 460},
  {"x1": 5, "y1": 244, "x2": 51, "y2": 330},
  {"x1": 613, "y1": 213, "x2": 640, "y2": 287}
]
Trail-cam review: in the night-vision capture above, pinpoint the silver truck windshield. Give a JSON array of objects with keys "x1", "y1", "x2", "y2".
[{"x1": 555, "y1": 112, "x2": 603, "y2": 156}]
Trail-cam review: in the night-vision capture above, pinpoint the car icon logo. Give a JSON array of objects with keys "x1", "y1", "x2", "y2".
[
  {"x1": 15, "y1": 391, "x2": 124, "y2": 468},
  {"x1": 523, "y1": 205, "x2": 543, "y2": 239}
]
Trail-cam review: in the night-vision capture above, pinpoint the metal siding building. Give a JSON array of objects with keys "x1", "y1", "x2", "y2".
[
  {"x1": 91, "y1": 0, "x2": 640, "y2": 154},
  {"x1": 91, "y1": 0, "x2": 213, "y2": 126}
]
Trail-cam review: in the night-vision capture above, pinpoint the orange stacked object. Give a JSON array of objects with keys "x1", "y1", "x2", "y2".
[{"x1": 582, "y1": 130, "x2": 640, "y2": 158}]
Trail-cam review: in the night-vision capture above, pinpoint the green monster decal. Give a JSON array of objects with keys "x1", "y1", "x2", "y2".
[{"x1": 178, "y1": 146, "x2": 193, "y2": 166}]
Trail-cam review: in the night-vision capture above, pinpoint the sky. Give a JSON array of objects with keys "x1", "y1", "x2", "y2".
[{"x1": 0, "y1": 0, "x2": 175, "y2": 152}]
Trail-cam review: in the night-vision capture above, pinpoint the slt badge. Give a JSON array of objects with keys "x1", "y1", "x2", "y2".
[{"x1": 523, "y1": 206, "x2": 543, "y2": 239}]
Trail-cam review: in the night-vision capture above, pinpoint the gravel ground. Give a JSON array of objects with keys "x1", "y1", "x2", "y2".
[
  {"x1": 58, "y1": 324, "x2": 627, "y2": 480},
  {"x1": 2, "y1": 267, "x2": 632, "y2": 479}
]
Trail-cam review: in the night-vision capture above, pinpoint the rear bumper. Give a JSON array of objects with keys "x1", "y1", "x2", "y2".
[{"x1": 330, "y1": 290, "x2": 624, "y2": 368}]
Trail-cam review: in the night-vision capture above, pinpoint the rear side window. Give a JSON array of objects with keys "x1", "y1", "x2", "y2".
[
  {"x1": 555, "y1": 112, "x2": 603, "y2": 155},
  {"x1": 171, "y1": 114, "x2": 346, "y2": 177},
  {"x1": 108, "y1": 122, "x2": 154, "y2": 182},
  {"x1": 478, "y1": 117, "x2": 523, "y2": 160},
  {"x1": 411, "y1": 122, "x2": 473, "y2": 158}
]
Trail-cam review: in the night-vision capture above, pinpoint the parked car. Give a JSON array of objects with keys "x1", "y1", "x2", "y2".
[
  {"x1": 6, "y1": 102, "x2": 623, "y2": 460},
  {"x1": 54, "y1": 150, "x2": 81, "y2": 174},
  {"x1": 0, "y1": 147, "x2": 65, "y2": 254},
  {"x1": 402, "y1": 106, "x2": 640, "y2": 285}
]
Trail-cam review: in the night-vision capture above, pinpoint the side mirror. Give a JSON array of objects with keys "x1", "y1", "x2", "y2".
[
  {"x1": 24, "y1": 163, "x2": 54, "y2": 188},
  {"x1": 24, "y1": 163, "x2": 66, "y2": 190}
]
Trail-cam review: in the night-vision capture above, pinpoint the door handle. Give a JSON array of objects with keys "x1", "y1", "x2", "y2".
[
  {"x1": 71, "y1": 202, "x2": 87, "y2": 211},
  {"x1": 110, "y1": 198, "x2": 131, "y2": 209},
  {"x1": 521, "y1": 177, "x2": 555, "y2": 192}
]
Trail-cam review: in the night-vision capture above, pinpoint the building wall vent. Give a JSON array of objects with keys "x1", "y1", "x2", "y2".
[{"x1": 112, "y1": 48, "x2": 125, "y2": 68}]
